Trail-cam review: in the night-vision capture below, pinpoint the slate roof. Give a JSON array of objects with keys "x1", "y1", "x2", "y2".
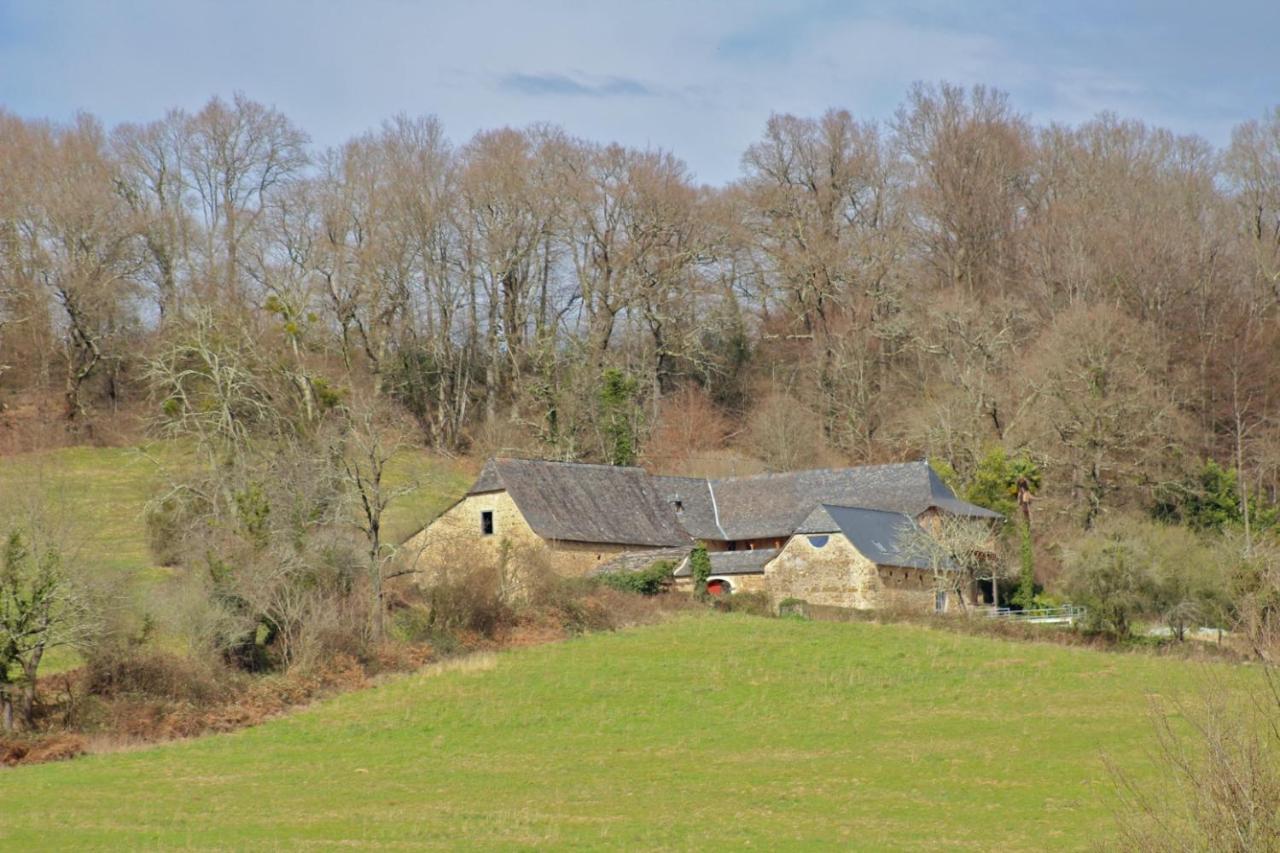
[
  {"x1": 814, "y1": 504, "x2": 953, "y2": 571},
  {"x1": 702, "y1": 461, "x2": 1001, "y2": 540},
  {"x1": 468, "y1": 458, "x2": 691, "y2": 547},
  {"x1": 592, "y1": 547, "x2": 690, "y2": 576},
  {"x1": 672, "y1": 548, "x2": 781, "y2": 577},
  {"x1": 650, "y1": 476, "x2": 727, "y2": 540},
  {"x1": 457, "y1": 457, "x2": 999, "y2": 549}
]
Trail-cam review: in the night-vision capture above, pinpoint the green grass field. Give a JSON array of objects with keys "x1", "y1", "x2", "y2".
[{"x1": 0, "y1": 615, "x2": 1226, "y2": 850}]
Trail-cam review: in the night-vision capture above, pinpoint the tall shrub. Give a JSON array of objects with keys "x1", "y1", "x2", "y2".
[{"x1": 689, "y1": 544, "x2": 711, "y2": 600}]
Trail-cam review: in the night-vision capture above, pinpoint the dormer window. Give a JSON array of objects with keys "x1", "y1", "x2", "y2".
[{"x1": 481, "y1": 510, "x2": 494, "y2": 536}]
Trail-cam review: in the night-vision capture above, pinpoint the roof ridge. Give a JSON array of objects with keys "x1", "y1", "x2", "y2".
[
  {"x1": 708, "y1": 461, "x2": 928, "y2": 484},
  {"x1": 820, "y1": 502, "x2": 913, "y2": 518},
  {"x1": 492, "y1": 456, "x2": 647, "y2": 474}
]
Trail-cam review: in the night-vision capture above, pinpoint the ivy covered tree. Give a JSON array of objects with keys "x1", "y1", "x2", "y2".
[
  {"x1": 598, "y1": 368, "x2": 641, "y2": 466},
  {"x1": 943, "y1": 447, "x2": 1042, "y2": 607},
  {"x1": 689, "y1": 543, "x2": 712, "y2": 600},
  {"x1": 1154, "y1": 460, "x2": 1242, "y2": 532},
  {"x1": 0, "y1": 528, "x2": 99, "y2": 731}
]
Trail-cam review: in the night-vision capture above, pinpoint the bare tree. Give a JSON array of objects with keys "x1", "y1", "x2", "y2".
[
  {"x1": 2, "y1": 115, "x2": 142, "y2": 422},
  {"x1": 184, "y1": 93, "x2": 309, "y2": 303},
  {"x1": 113, "y1": 110, "x2": 194, "y2": 323},
  {"x1": 900, "y1": 513, "x2": 1001, "y2": 612},
  {"x1": 337, "y1": 396, "x2": 417, "y2": 642}
]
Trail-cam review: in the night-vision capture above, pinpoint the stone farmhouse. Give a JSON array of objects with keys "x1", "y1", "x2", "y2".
[{"x1": 403, "y1": 457, "x2": 1002, "y2": 613}]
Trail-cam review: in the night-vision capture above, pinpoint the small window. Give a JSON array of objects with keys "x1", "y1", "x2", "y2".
[
  {"x1": 934, "y1": 590, "x2": 947, "y2": 613},
  {"x1": 807, "y1": 535, "x2": 829, "y2": 549},
  {"x1": 673, "y1": 499, "x2": 684, "y2": 513},
  {"x1": 480, "y1": 510, "x2": 494, "y2": 536}
]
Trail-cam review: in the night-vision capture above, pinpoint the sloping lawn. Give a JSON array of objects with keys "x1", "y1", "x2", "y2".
[
  {"x1": 0, "y1": 443, "x2": 471, "y2": 581},
  {"x1": 0, "y1": 443, "x2": 471, "y2": 673},
  {"x1": 0, "y1": 615, "x2": 1227, "y2": 850}
]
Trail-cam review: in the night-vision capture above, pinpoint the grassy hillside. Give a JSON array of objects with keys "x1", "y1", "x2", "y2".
[
  {"x1": 0, "y1": 443, "x2": 473, "y2": 581},
  {"x1": 0, "y1": 443, "x2": 472, "y2": 673},
  {"x1": 0, "y1": 615, "x2": 1229, "y2": 850}
]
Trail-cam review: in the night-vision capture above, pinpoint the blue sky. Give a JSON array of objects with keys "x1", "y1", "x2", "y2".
[{"x1": 1, "y1": 0, "x2": 1276, "y2": 185}]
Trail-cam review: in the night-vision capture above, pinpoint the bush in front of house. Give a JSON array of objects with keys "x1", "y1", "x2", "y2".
[
  {"x1": 777, "y1": 597, "x2": 809, "y2": 619},
  {"x1": 713, "y1": 591, "x2": 772, "y2": 616},
  {"x1": 422, "y1": 560, "x2": 515, "y2": 638},
  {"x1": 598, "y1": 560, "x2": 674, "y2": 596}
]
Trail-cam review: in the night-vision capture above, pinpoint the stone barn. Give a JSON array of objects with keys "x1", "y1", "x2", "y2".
[
  {"x1": 404, "y1": 457, "x2": 1001, "y2": 612},
  {"x1": 401, "y1": 458, "x2": 690, "y2": 579}
]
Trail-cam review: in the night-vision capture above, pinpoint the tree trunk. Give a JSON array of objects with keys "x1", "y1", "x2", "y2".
[{"x1": 19, "y1": 647, "x2": 43, "y2": 729}]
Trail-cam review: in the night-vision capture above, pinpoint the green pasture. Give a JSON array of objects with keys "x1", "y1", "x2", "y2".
[{"x1": 0, "y1": 615, "x2": 1227, "y2": 850}]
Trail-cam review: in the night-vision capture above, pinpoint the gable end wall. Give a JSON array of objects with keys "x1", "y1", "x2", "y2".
[
  {"x1": 403, "y1": 491, "x2": 630, "y2": 580},
  {"x1": 764, "y1": 533, "x2": 880, "y2": 609}
]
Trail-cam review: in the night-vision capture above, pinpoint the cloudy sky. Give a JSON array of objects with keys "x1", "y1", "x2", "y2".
[{"x1": 1, "y1": 0, "x2": 1277, "y2": 185}]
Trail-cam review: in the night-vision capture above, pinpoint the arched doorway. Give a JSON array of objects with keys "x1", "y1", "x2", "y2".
[{"x1": 707, "y1": 578, "x2": 733, "y2": 596}]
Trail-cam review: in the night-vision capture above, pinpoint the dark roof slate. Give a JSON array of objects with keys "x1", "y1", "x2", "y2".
[
  {"x1": 816, "y1": 504, "x2": 952, "y2": 571},
  {"x1": 468, "y1": 458, "x2": 690, "y2": 547},
  {"x1": 673, "y1": 548, "x2": 780, "y2": 577},
  {"x1": 592, "y1": 548, "x2": 690, "y2": 576},
  {"x1": 704, "y1": 461, "x2": 1000, "y2": 540},
  {"x1": 650, "y1": 476, "x2": 726, "y2": 540},
  {"x1": 460, "y1": 457, "x2": 999, "y2": 549}
]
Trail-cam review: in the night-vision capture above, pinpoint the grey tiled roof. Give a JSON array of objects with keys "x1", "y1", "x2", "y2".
[
  {"x1": 592, "y1": 547, "x2": 690, "y2": 576},
  {"x1": 703, "y1": 461, "x2": 1001, "y2": 540},
  {"x1": 460, "y1": 457, "x2": 1000, "y2": 550},
  {"x1": 817, "y1": 504, "x2": 953, "y2": 571},
  {"x1": 650, "y1": 476, "x2": 727, "y2": 540},
  {"x1": 673, "y1": 548, "x2": 780, "y2": 577},
  {"x1": 469, "y1": 458, "x2": 691, "y2": 547},
  {"x1": 794, "y1": 505, "x2": 840, "y2": 534}
]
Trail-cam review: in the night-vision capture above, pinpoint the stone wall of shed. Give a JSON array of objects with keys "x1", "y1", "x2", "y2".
[
  {"x1": 402, "y1": 491, "x2": 631, "y2": 582},
  {"x1": 763, "y1": 533, "x2": 880, "y2": 609},
  {"x1": 875, "y1": 565, "x2": 981, "y2": 612},
  {"x1": 875, "y1": 565, "x2": 943, "y2": 612}
]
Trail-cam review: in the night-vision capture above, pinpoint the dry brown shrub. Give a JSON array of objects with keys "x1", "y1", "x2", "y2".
[
  {"x1": 1111, "y1": 669, "x2": 1280, "y2": 852},
  {"x1": 643, "y1": 386, "x2": 732, "y2": 472},
  {"x1": 742, "y1": 388, "x2": 840, "y2": 472},
  {"x1": 0, "y1": 732, "x2": 86, "y2": 766},
  {"x1": 85, "y1": 648, "x2": 237, "y2": 705},
  {"x1": 674, "y1": 448, "x2": 765, "y2": 478},
  {"x1": 366, "y1": 641, "x2": 435, "y2": 674}
]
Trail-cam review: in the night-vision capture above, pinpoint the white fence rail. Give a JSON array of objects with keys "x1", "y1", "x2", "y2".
[{"x1": 986, "y1": 605, "x2": 1086, "y2": 626}]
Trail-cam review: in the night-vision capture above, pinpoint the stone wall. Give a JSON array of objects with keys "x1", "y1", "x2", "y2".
[
  {"x1": 712, "y1": 573, "x2": 766, "y2": 593},
  {"x1": 762, "y1": 533, "x2": 981, "y2": 614},
  {"x1": 875, "y1": 565, "x2": 944, "y2": 612},
  {"x1": 402, "y1": 490, "x2": 631, "y2": 581},
  {"x1": 763, "y1": 533, "x2": 879, "y2": 609}
]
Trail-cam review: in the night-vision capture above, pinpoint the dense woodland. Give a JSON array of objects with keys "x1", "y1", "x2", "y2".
[{"x1": 2, "y1": 83, "x2": 1279, "y2": 540}]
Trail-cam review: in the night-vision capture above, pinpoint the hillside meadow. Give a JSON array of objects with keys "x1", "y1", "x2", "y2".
[
  {"x1": 0, "y1": 614, "x2": 1238, "y2": 850},
  {"x1": 0, "y1": 443, "x2": 472, "y2": 672},
  {"x1": 0, "y1": 443, "x2": 473, "y2": 580}
]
